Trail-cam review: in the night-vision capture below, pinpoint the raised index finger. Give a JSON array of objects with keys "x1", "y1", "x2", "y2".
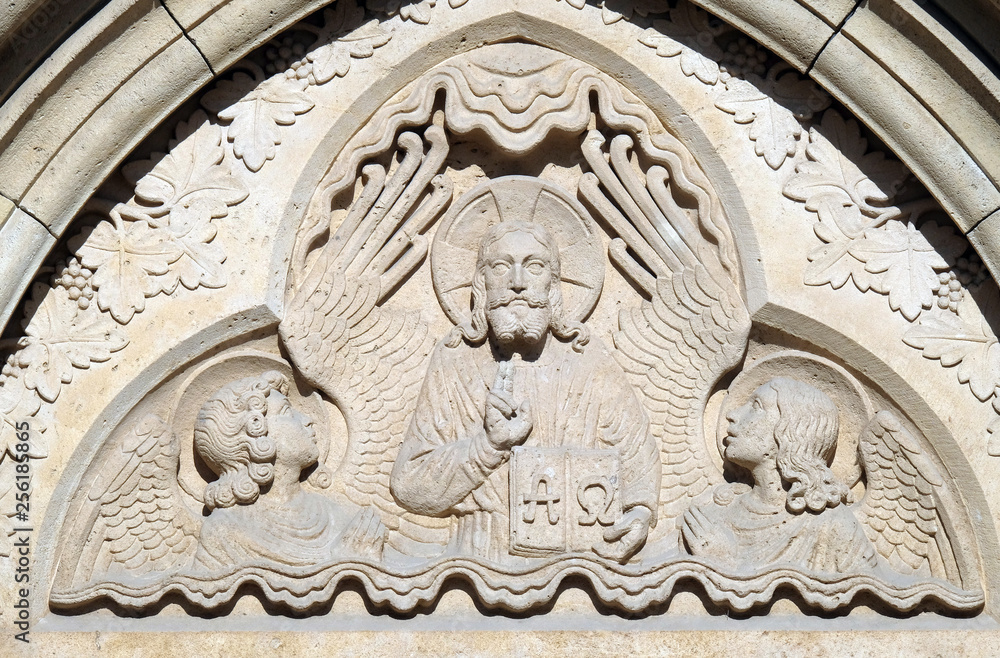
[
  {"x1": 491, "y1": 361, "x2": 508, "y2": 393},
  {"x1": 502, "y1": 360, "x2": 514, "y2": 395}
]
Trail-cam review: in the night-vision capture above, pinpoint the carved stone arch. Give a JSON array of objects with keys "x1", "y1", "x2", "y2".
[{"x1": 3, "y1": 0, "x2": 1000, "y2": 649}]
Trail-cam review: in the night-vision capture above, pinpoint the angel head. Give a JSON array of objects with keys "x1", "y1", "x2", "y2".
[
  {"x1": 724, "y1": 377, "x2": 850, "y2": 513},
  {"x1": 194, "y1": 370, "x2": 319, "y2": 510},
  {"x1": 449, "y1": 220, "x2": 588, "y2": 351}
]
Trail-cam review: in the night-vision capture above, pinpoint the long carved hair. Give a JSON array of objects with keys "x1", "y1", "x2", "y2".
[
  {"x1": 768, "y1": 377, "x2": 850, "y2": 513},
  {"x1": 446, "y1": 220, "x2": 589, "y2": 351},
  {"x1": 194, "y1": 371, "x2": 287, "y2": 510}
]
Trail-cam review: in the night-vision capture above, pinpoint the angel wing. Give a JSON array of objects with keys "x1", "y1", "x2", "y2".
[
  {"x1": 856, "y1": 410, "x2": 963, "y2": 582},
  {"x1": 55, "y1": 414, "x2": 201, "y2": 592},
  {"x1": 579, "y1": 130, "x2": 751, "y2": 523},
  {"x1": 280, "y1": 124, "x2": 453, "y2": 550}
]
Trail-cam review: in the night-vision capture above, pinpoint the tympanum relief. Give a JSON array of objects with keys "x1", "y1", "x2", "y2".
[{"x1": 12, "y1": 0, "x2": 990, "y2": 624}]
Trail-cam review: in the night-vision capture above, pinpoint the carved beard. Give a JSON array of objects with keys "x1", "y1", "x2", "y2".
[{"x1": 486, "y1": 292, "x2": 551, "y2": 346}]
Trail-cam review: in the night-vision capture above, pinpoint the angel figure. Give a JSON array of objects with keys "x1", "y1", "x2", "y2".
[
  {"x1": 193, "y1": 370, "x2": 387, "y2": 570},
  {"x1": 52, "y1": 370, "x2": 387, "y2": 599},
  {"x1": 682, "y1": 376, "x2": 964, "y2": 582}
]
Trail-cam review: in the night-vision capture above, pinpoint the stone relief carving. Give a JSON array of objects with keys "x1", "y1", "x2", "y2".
[
  {"x1": 46, "y1": 39, "x2": 986, "y2": 618},
  {"x1": 50, "y1": 356, "x2": 387, "y2": 602},
  {"x1": 685, "y1": 372, "x2": 967, "y2": 586},
  {"x1": 780, "y1": 109, "x2": 1000, "y2": 450},
  {"x1": 632, "y1": 0, "x2": 1000, "y2": 450},
  {"x1": 0, "y1": 109, "x2": 247, "y2": 472},
  {"x1": 199, "y1": 0, "x2": 392, "y2": 173}
]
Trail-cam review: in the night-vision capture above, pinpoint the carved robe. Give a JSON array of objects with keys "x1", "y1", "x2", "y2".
[
  {"x1": 683, "y1": 485, "x2": 879, "y2": 574},
  {"x1": 194, "y1": 491, "x2": 355, "y2": 571},
  {"x1": 391, "y1": 334, "x2": 660, "y2": 561}
]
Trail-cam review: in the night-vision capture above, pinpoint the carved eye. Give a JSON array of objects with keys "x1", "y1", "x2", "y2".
[
  {"x1": 526, "y1": 261, "x2": 545, "y2": 275},
  {"x1": 491, "y1": 261, "x2": 510, "y2": 275}
]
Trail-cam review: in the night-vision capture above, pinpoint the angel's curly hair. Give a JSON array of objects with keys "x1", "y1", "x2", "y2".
[
  {"x1": 768, "y1": 377, "x2": 850, "y2": 513},
  {"x1": 194, "y1": 370, "x2": 288, "y2": 510},
  {"x1": 446, "y1": 220, "x2": 589, "y2": 351}
]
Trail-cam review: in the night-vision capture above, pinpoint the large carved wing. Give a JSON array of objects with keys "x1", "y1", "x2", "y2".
[
  {"x1": 579, "y1": 130, "x2": 751, "y2": 523},
  {"x1": 54, "y1": 414, "x2": 201, "y2": 592},
  {"x1": 280, "y1": 125, "x2": 453, "y2": 549},
  {"x1": 856, "y1": 410, "x2": 962, "y2": 582}
]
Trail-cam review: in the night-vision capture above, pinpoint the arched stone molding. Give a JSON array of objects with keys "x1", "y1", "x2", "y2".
[{"x1": 0, "y1": 0, "x2": 998, "y2": 334}]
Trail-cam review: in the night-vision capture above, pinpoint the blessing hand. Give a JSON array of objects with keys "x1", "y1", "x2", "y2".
[{"x1": 484, "y1": 360, "x2": 533, "y2": 451}]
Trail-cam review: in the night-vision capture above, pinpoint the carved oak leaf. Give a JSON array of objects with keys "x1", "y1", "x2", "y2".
[
  {"x1": 74, "y1": 220, "x2": 183, "y2": 323},
  {"x1": 16, "y1": 284, "x2": 128, "y2": 403},
  {"x1": 202, "y1": 72, "x2": 315, "y2": 172},
  {"x1": 309, "y1": 6, "x2": 392, "y2": 85},
  {"x1": 904, "y1": 309, "x2": 1000, "y2": 402},
  {"x1": 125, "y1": 112, "x2": 248, "y2": 226},
  {"x1": 850, "y1": 222, "x2": 962, "y2": 321}
]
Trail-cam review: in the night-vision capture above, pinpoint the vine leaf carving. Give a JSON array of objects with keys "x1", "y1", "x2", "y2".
[
  {"x1": 804, "y1": 238, "x2": 874, "y2": 291},
  {"x1": 166, "y1": 222, "x2": 228, "y2": 291},
  {"x1": 904, "y1": 309, "x2": 1000, "y2": 402},
  {"x1": 717, "y1": 76, "x2": 803, "y2": 169},
  {"x1": 600, "y1": 0, "x2": 669, "y2": 24},
  {"x1": 716, "y1": 66, "x2": 829, "y2": 170},
  {"x1": 785, "y1": 111, "x2": 910, "y2": 292},
  {"x1": 639, "y1": 4, "x2": 724, "y2": 86},
  {"x1": 369, "y1": 0, "x2": 437, "y2": 23},
  {"x1": 785, "y1": 112, "x2": 906, "y2": 228},
  {"x1": 73, "y1": 220, "x2": 183, "y2": 323},
  {"x1": 850, "y1": 222, "x2": 963, "y2": 322},
  {"x1": 0, "y1": 374, "x2": 42, "y2": 460},
  {"x1": 309, "y1": 1, "x2": 393, "y2": 84},
  {"x1": 202, "y1": 72, "x2": 315, "y2": 172},
  {"x1": 74, "y1": 114, "x2": 246, "y2": 322},
  {"x1": 125, "y1": 113, "x2": 248, "y2": 225},
  {"x1": 16, "y1": 284, "x2": 128, "y2": 403}
]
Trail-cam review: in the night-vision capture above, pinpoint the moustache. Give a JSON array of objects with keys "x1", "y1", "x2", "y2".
[{"x1": 487, "y1": 292, "x2": 550, "y2": 310}]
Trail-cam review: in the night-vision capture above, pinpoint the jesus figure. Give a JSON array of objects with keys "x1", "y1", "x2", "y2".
[{"x1": 391, "y1": 219, "x2": 661, "y2": 563}]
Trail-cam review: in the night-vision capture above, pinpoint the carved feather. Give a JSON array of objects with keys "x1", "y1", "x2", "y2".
[
  {"x1": 280, "y1": 127, "x2": 452, "y2": 545},
  {"x1": 580, "y1": 129, "x2": 750, "y2": 523},
  {"x1": 614, "y1": 263, "x2": 750, "y2": 521},
  {"x1": 86, "y1": 414, "x2": 200, "y2": 575},
  {"x1": 856, "y1": 410, "x2": 959, "y2": 580}
]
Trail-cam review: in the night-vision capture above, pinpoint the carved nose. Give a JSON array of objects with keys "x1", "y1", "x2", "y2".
[{"x1": 510, "y1": 265, "x2": 527, "y2": 292}]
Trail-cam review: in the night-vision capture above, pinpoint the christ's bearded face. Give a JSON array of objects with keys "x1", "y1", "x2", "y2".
[{"x1": 483, "y1": 229, "x2": 554, "y2": 347}]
